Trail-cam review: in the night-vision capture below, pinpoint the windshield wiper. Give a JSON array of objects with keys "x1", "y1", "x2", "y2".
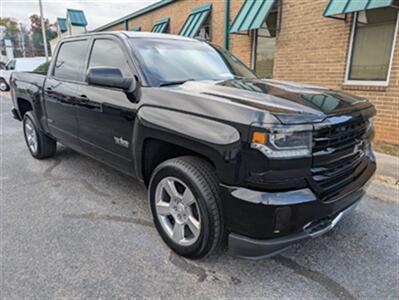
[{"x1": 159, "y1": 79, "x2": 195, "y2": 87}]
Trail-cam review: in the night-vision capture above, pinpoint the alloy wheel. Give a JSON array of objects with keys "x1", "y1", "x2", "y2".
[
  {"x1": 24, "y1": 118, "x2": 38, "y2": 154},
  {"x1": 155, "y1": 177, "x2": 201, "y2": 246}
]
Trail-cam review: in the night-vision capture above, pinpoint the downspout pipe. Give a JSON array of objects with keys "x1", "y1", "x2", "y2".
[{"x1": 224, "y1": 0, "x2": 230, "y2": 50}]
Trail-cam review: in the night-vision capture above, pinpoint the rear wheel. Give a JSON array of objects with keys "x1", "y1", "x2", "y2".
[
  {"x1": 0, "y1": 78, "x2": 9, "y2": 91},
  {"x1": 149, "y1": 156, "x2": 224, "y2": 259},
  {"x1": 23, "y1": 112, "x2": 57, "y2": 159}
]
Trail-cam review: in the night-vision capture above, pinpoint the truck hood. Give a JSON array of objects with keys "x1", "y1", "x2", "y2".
[{"x1": 174, "y1": 79, "x2": 373, "y2": 124}]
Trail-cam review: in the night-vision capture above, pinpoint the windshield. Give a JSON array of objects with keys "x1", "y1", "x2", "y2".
[
  {"x1": 5, "y1": 60, "x2": 15, "y2": 70},
  {"x1": 129, "y1": 38, "x2": 256, "y2": 86}
]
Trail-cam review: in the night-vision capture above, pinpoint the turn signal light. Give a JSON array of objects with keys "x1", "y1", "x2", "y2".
[{"x1": 251, "y1": 131, "x2": 267, "y2": 144}]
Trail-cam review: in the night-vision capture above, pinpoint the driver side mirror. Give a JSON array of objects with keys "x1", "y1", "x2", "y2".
[{"x1": 86, "y1": 67, "x2": 136, "y2": 91}]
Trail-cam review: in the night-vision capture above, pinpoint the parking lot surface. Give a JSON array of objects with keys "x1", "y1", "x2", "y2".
[{"x1": 1, "y1": 95, "x2": 398, "y2": 299}]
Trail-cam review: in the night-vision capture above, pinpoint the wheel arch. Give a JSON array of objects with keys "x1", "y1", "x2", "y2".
[
  {"x1": 16, "y1": 97, "x2": 33, "y2": 118},
  {"x1": 140, "y1": 138, "x2": 216, "y2": 186},
  {"x1": 133, "y1": 106, "x2": 242, "y2": 186}
]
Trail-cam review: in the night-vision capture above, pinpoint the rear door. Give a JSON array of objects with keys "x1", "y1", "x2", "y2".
[
  {"x1": 44, "y1": 38, "x2": 89, "y2": 148},
  {"x1": 76, "y1": 36, "x2": 137, "y2": 175}
]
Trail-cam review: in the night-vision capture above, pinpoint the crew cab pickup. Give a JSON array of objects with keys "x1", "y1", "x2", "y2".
[{"x1": 10, "y1": 32, "x2": 376, "y2": 259}]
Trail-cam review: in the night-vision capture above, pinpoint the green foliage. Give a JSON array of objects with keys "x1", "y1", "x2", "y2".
[
  {"x1": 0, "y1": 17, "x2": 20, "y2": 46},
  {"x1": 33, "y1": 61, "x2": 50, "y2": 73},
  {"x1": 29, "y1": 14, "x2": 57, "y2": 56}
]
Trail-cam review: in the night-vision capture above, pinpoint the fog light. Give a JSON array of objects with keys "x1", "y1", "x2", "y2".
[{"x1": 274, "y1": 207, "x2": 291, "y2": 234}]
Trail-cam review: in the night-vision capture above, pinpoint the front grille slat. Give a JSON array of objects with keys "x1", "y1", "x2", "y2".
[
  {"x1": 311, "y1": 119, "x2": 369, "y2": 201},
  {"x1": 313, "y1": 120, "x2": 368, "y2": 153}
]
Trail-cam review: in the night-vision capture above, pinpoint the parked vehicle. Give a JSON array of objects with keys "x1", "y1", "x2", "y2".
[
  {"x1": 1, "y1": 57, "x2": 47, "y2": 91},
  {"x1": 10, "y1": 32, "x2": 376, "y2": 259}
]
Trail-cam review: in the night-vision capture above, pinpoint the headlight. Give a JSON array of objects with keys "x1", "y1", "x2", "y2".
[{"x1": 250, "y1": 125, "x2": 312, "y2": 158}]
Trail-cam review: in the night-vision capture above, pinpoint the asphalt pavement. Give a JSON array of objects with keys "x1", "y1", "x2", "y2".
[{"x1": 1, "y1": 94, "x2": 398, "y2": 299}]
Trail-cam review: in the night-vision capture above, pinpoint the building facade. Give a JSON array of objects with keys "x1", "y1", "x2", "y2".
[
  {"x1": 95, "y1": 0, "x2": 399, "y2": 145},
  {"x1": 50, "y1": 9, "x2": 88, "y2": 53}
]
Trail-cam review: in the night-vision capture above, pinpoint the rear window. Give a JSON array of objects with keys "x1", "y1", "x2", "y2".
[{"x1": 53, "y1": 40, "x2": 88, "y2": 81}]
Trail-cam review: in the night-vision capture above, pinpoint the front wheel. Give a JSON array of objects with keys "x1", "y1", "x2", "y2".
[
  {"x1": 23, "y1": 112, "x2": 57, "y2": 159},
  {"x1": 149, "y1": 156, "x2": 224, "y2": 259}
]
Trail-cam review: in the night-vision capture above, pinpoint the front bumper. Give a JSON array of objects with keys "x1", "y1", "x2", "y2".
[
  {"x1": 228, "y1": 194, "x2": 362, "y2": 259},
  {"x1": 220, "y1": 154, "x2": 375, "y2": 259}
]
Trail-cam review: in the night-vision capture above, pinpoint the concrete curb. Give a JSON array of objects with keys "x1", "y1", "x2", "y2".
[{"x1": 375, "y1": 152, "x2": 398, "y2": 180}]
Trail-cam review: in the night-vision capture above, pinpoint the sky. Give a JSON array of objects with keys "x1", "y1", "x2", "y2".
[{"x1": 2, "y1": 0, "x2": 159, "y2": 30}]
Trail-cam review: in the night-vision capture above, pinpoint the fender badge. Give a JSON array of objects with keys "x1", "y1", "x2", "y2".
[{"x1": 114, "y1": 136, "x2": 129, "y2": 148}]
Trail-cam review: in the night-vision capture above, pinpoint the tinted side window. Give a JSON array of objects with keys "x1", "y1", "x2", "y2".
[
  {"x1": 88, "y1": 39, "x2": 131, "y2": 77},
  {"x1": 54, "y1": 40, "x2": 88, "y2": 81}
]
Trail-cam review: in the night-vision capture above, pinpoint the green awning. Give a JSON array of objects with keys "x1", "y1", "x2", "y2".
[
  {"x1": 131, "y1": 26, "x2": 141, "y2": 31},
  {"x1": 152, "y1": 17, "x2": 170, "y2": 33},
  {"x1": 229, "y1": 0, "x2": 277, "y2": 33},
  {"x1": 67, "y1": 9, "x2": 88, "y2": 27},
  {"x1": 57, "y1": 17, "x2": 68, "y2": 33},
  {"x1": 324, "y1": 0, "x2": 398, "y2": 17},
  {"x1": 179, "y1": 3, "x2": 212, "y2": 37}
]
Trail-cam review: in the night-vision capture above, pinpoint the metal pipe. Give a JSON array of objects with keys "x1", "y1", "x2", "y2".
[
  {"x1": 224, "y1": 0, "x2": 230, "y2": 50},
  {"x1": 38, "y1": 0, "x2": 49, "y2": 61}
]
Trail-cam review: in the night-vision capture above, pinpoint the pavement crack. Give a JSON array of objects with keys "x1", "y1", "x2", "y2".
[
  {"x1": 63, "y1": 212, "x2": 153, "y2": 227},
  {"x1": 79, "y1": 179, "x2": 111, "y2": 198},
  {"x1": 42, "y1": 159, "x2": 111, "y2": 198},
  {"x1": 168, "y1": 251, "x2": 207, "y2": 282},
  {"x1": 273, "y1": 255, "x2": 355, "y2": 300}
]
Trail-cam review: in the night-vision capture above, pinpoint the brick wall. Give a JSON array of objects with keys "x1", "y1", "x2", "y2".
[{"x1": 100, "y1": 0, "x2": 398, "y2": 145}]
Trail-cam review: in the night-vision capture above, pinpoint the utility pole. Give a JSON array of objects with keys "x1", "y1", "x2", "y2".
[
  {"x1": 38, "y1": 0, "x2": 49, "y2": 61},
  {"x1": 19, "y1": 23, "x2": 26, "y2": 57}
]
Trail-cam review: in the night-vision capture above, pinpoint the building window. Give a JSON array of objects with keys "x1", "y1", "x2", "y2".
[
  {"x1": 252, "y1": 9, "x2": 278, "y2": 78},
  {"x1": 179, "y1": 3, "x2": 212, "y2": 39},
  {"x1": 196, "y1": 15, "x2": 211, "y2": 40},
  {"x1": 346, "y1": 8, "x2": 399, "y2": 85}
]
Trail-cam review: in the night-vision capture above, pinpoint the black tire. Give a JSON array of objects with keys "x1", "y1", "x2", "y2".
[
  {"x1": 0, "y1": 78, "x2": 9, "y2": 91},
  {"x1": 23, "y1": 111, "x2": 57, "y2": 159},
  {"x1": 149, "y1": 156, "x2": 224, "y2": 259}
]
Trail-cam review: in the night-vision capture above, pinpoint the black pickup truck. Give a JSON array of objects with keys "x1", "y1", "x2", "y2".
[{"x1": 10, "y1": 32, "x2": 376, "y2": 259}]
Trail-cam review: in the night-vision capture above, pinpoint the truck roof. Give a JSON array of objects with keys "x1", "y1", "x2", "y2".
[{"x1": 61, "y1": 31, "x2": 201, "y2": 42}]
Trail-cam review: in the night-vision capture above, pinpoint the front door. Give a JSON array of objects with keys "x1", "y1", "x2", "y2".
[
  {"x1": 76, "y1": 37, "x2": 137, "y2": 175},
  {"x1": 44, "y1": 39, "x2": 89, "y2": 148}
]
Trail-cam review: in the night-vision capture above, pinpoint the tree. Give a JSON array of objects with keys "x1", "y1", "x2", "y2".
[
  {"x1": 29, "y1": 14, "x2": 57, "y2": 56},
  {"x1": 19, "y1": 23, "x2": 36, "y2": 57},
  {"x1": 0, "y1": 17, "x2": 21, "y2": 57}
]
